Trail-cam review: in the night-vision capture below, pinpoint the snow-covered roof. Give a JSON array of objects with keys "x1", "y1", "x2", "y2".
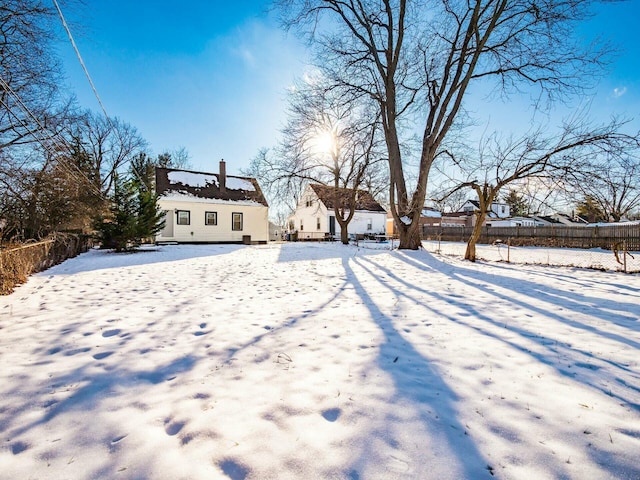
[
  {"x1": 167, "y1": 171, "x2": 218, "y2": 188},
  {"x1": 309, "y1": 184, "x2": 386, "y2": 213},
  {"x1": 156, "y1": 167, "x2": 267, "y2": 206}
]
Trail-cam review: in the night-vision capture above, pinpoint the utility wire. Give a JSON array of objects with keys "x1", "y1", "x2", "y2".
[
  {"x1": 0, "y1": 75, "x2": 106, "y2": 199},
  {"x1": 52, "y1": 0, "x2": 147, "y2": 189},
  {"x1": 52, "y1": 0, "x2": 110, "y2": 123}
]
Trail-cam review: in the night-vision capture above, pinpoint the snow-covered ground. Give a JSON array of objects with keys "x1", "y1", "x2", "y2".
[
  {"x1": 0, "y1": 243, "x2": 638, "y2": 479},
  {"x1": 419, "y1": 240, "x2": 640, "y2": 273}
]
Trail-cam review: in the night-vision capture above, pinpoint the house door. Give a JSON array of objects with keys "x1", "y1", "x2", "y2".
[
  {"x1": 329, "y1": 215, "x2": 336, "y2": 235},
  {"x1": 160, "y1": 210, "x2": 174, "y2": 237}
]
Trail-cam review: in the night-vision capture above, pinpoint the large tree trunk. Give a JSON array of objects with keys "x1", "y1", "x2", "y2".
[
  {"x1": 465, "y1": 212, "x2": 487, "y2": 262},
  {"x1": 333, "y1": 205, "x2": 354, "y2": 246},
  {"x1": 397, "y1": 217, "x2": 422, "y2": 250},
  {"x1": 340, "y1": 227, "x2": 349, "y2": 245}
]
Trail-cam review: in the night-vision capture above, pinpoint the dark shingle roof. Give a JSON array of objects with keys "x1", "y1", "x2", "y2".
[
  {"x1": 309, "y1": 184, "x2": 385, "y2": 212},
  {"x1": 155, "y1": 167, "x2": 268, "y2": 207}
]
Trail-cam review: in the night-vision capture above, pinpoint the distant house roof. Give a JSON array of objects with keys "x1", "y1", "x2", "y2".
[
  {"x1": 155, "y1": 167, "x2": 268, "y2": 207},
  {"x1": 532, "y1": 215, "x2": 562, "y2": 225},
  {"x1": 309, "y1": 184, "x2": 386, "y2": 212}
]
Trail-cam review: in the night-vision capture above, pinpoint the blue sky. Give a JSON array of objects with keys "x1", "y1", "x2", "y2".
[
  {"x1": 58, "y1": 1, "x2": 639, "y2": 175},
  {"x1": 58, "y1": 1, "x2": 308, "y2": 174}
]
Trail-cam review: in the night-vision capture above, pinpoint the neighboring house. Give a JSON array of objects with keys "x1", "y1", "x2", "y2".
[
  {"x1": 485, "y1": 216, "x2": 539, "y2": 227},
  {"x1": 530, "y1": 215, "x2": 563, "y2": 227},
  {"x1": 387, "y1": 207, "x2": 442, "y2": 236},
  {"x1": 550, "y1": 213, "x2": 589, "y2": 226},
  {"x1": 441, "y1": 212, "x2": 474, "y2": 227},
  {"x1": 460, "y1": 200, "x2": 510, "y2": 219},
  {"x1": 155, "y1": 161, "x2": 269, "y2": 244},
  {"x1": 289, "y1": 184, "x2": 386, "y2": 239}
]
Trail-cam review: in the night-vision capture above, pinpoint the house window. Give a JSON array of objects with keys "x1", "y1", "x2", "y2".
[
  {"x1": 232, "y1": 212, "x2": 243, "y2": 231},
  {"x1": 300, "y1": 219, "x2": 304, "y2": 231},
  {"x1": 177, "y1": 210, "x2": 190, "y2": 225},
  {"x1": 367, "y1": 219, "x2": 372, "y2": 231},
  {"x1": 317, "y1": 217, "x2": 321, "y2": 230},
  {"x1": 306, "y1": 197, "x2": 313, "y2": 207},
  {"x1": 205, "y1": 211, "x2": 217, "y2": 225}
]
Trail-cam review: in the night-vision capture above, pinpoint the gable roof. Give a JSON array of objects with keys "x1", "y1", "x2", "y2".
[
  {"x1": 155, "y1": 167, "x2": 268, "y2": 207},
  {"x1": 309, "y1": 184, "x2": 386, "y2": 212}
]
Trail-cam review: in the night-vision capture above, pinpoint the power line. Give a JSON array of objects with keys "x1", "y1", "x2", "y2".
[
  {"x1": 52, "y1": 0, "x2": 147, "y2": 189},
  {"x1": 0, "y1": 75, "x2": 106, "y2": 199},
  {"x1": 52, "y1": 0, "x2": 110, "y2": 122}
]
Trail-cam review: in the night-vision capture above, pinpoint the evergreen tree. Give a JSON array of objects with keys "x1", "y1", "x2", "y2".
[
  {"x1": 503, "y1": 189, "x2": 528, "y2": 217},
  {"x1": 133, "y1": 177, "x2": 165, "y2": 244},
  {"x1": 576, "y1": 195, "x2": 607, "y2": 223},
  {"x1": 94, "y1": 173, "x2": 165, "y2": 252}
]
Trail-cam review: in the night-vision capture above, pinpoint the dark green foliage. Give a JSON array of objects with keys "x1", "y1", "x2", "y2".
[
  {"x1": 94, "y1": 174, "x2": 165, "y2": 252},
  {"x1": 576, "y1": 195, "x2": 607, "y2": 223},
  {"x1": 503, "y1": 189, "x2": 529, "y2": 217}
]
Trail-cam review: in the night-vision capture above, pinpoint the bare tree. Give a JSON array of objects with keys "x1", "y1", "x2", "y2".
[
  {"x1": 439, "y1": 120, "x2": 638, "y2": 261},
  {"x1": 242, "y1": 147, "x2": 308, "y2": 224},
  {"x1": 564, "y1": 154, "x2": 640, "y2": 222},
  {"x1": 249, "y1": 76, "x2": 386, "y2": 243},
  {"x1": 278, "y1": 0, "x2": 615, "y2": 249},
  {"x1": 66, "y1": 111, "x2": 148, "y2": 194},
  {"x1": 0, "y1": 0, "x2": 69, "y2": 151}
]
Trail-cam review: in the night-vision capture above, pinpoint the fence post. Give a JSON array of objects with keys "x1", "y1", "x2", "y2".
[
  {"x1": 624, "y1": 240, "x2": 627, "y2": 273},
  {"x1": 507, "y1": 237, "x2": 511, "y2": 263}
]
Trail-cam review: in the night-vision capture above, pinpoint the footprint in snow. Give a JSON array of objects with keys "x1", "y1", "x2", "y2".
[
  {"x1": 111, "y1": 434, "x2": 127, "y2": 444},
  {"x1": 322, "y1": 408, "x2": 342, "y2": 422},
  {"x1": 165, "y1": 420, "x2": 186, "y2": 436},
  {"x1": 10, "y1": 441, "x2": 29, "y2": 455},
  {"x1": 93, "y1": 351, "x2": 114, "y2": 360},
  {"x1": 219, "y1": 459, "x2": 250, "y2": 480}
]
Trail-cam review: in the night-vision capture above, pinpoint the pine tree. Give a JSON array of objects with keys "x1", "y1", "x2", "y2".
[
  {"x1": 503, "y1": 189, "x2": 528, "y2": 217},
  {"x1": 94, "y1": 173, "x2": 164, "y2": 252},
  {"x1": 134, "y1": 179, "x2": 165, "y2": 243},
  {"x1": 576, "y1": 195, "x2": 607, "y2": 223}
]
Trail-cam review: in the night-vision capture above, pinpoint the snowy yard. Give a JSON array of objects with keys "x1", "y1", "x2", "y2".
[{"x1": 0, "y1": 243, "x2": 638, "y2": 479}]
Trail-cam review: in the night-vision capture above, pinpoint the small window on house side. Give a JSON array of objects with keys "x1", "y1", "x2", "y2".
[
  {"x1": 177, "y1": 210, "x2": 190, "y2": 225},
  {"x1": 367, "y1": 219, "x2": 372, "y2": 231},
  {"x1": 205, "y1": 211, "x2": 217, "y2": 225},
  {"x1": 300, "y1": 219, "x2": 304, "y2": 231},
  {"x1": 317, "y1": 217, "x2": 321, "y2": 230},
  {"x1": 232, "y1": 212, "x2": 243, "y2": 231}
]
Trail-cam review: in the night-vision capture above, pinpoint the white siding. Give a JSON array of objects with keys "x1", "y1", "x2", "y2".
[
  {"x1": 289, "y1": 185, "x2": 387, "y2": 237},
  {"x1": 340, "y1": 211, "x2": 387, "y2": 235},
  {"x1": 156, "y1": 199, "x2": 269, "y2": 243},
  {"x1": 291, "y1": 187, "x2": 328, "y2": 234}
]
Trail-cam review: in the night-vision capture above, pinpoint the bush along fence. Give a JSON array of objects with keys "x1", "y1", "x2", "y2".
[
  {"x1": 0, "y1": 233, "x2": 93, "y2": 295},
  {"x1": 423, "y1": 224, "x2": 640, "y2": 251}
]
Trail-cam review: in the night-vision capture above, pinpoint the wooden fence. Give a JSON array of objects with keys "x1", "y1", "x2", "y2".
[
  {"x1": 422, "y1": 224, "x2": 640, "y2": 251},
  {"x1": 0, "y1": 234, "x2": 93, "y2": 295}
]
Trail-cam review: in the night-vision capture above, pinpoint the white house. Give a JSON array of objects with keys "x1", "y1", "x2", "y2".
[
  {"x1": 289, "y1": 184, "x2": 386, "y2": 240},
  {"x1": 485, "y1": 216, "x2": 540, "y2": 227},
  {"x1": 155, "y1": 162, "x2": 269, "y2": 244},
  {"x1": 460, "y1": 200, "x2": 510, "y2": 219}
]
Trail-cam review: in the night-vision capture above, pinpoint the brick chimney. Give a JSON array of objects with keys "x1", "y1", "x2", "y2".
[{"x1": 219, "y1": 159, "x2": 226, "y2": 193}]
